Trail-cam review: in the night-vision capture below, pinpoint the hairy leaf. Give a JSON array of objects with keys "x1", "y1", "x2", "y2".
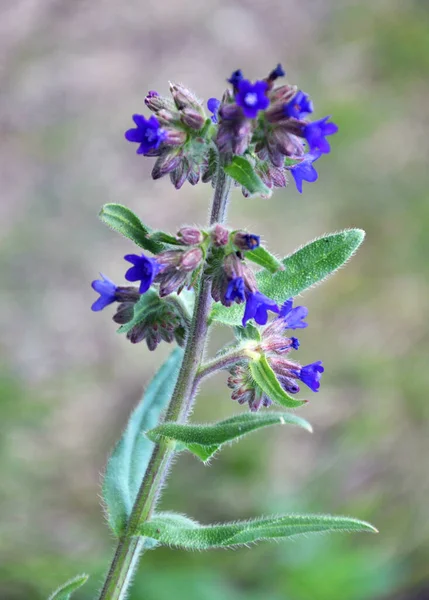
[
  {"x1": 224, "y1": 156, "x2": 272, "y2": 197},
  {"x1": 139, "y1": 512, "x2": 378, "y2": 550},
  {"x1": 250, "y1": 355, "x2": 305, "y2": 408},
  {"x1": 116, "y1": 289, "x2": 161, "y2": 335},
  {"x1": 99, "y1": 203, "x2": 164, "y2": 254},
  {"x1": 102, "y1": 348, "x2": 183, "y2": 535},
  {"x1": 210, "y1": 229, "x2": 365, "y2": 326},
  {"x1": 48, "y1": 574, "x2": 88, "y2": 600},
  {"x1": 245, "y1": 246, "x2": 284, "y2": 273},
  {"x1": 146, "y1": 411, "x2": 312, "y2": 462}
]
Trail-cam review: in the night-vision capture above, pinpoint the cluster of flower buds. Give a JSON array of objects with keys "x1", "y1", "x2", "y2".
[
  {"x1": 124, "y1": 64, "x2": 337, "y2": 196},
  {"x1": 125, "y1": 85, "x2": 213, "y2": 189},
  {"x1": 227, "y1": 298, "x2": 324, "y2": 411}
]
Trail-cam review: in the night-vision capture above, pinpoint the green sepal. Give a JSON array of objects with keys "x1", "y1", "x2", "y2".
[
  {"x1": 224, "y1": 156, "x2": 272, "y2": 198},
  {"x1": 210, "y1": 229, "x2": 366, "y2": 326},
  {"x1": 102, "y1": 349, "x2": 184, "y2": 536},
  {"x1": 245, "y1": 246, "x2": 284, "y2": 273},
  {"x1": 116, "y1": 289, "x2": 161, "y2": 335},
  {"x1": 146, "y1": 411, "x2": 312, "y2": 462},
  {"x1": 233, "y1": 323, "x2": 261, "y2": 342},
  {"x1": 48, "y1": 574, "x2": 88, "y2": 600},
  {"x1": 250, "y1": 355, "x2": 305, "y2": 408},
  {"x1": 99, "y1": 203, "x2": 164, "y2": 254},
  {"x1": 138, "y1": 512, "x2": 378, "y2": 550}
]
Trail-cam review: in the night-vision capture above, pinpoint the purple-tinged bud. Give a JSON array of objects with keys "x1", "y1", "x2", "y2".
[
  {"x1": 233, "y1": 232, "x2": 261, "y2": 251},
  {"x1": 177, "y1": 227, "x2": 203, "y2": 245},
  {"x1": 169, "y1": 82, "x2": 202, "y2": 112},
  {"x1": 180, "y1": 247, "x2": 203, "y2": 271},
  {"x1": 267, "y1": 63, "x2": 285, "y2": 83},
  {"x1": 115, "y1": 286, "x2": 141, "y2": 303},
  {"x1": 144, "y1": 92, "x2": 176, "y2": 114},
  {"x1": 219, "y1": 103, "x2": 244, "y2": 121},
  {"x1": 269, "y1": 84, "x2": 297, "y2": 105},
  {"x1": 152, "y1": 150, "x2": 182, "y2": 179},
  {"x1": 163, "y1": 129, "x2": 187, "y2": 146},
  {"x1": 170, "y1": 158, "x2": 189, "y2": 190},
  {"x1": 155, "y1": 109, "x2": 180, "y2": 126},
  {"x1": 113, "y1": 302, "x2": 135, "y2": 325},
  {"x1": 212, "y1": 224, "x2": 229, "y2": 247},
  {"x1": 158, "y1": 270, "x2": 188, "y2": 297},
  {"x1": 187, "y1": 162, "x2": 200, "y2": 186},
  {"x1": 180, "y1": 108, "x2": 205, "y2": 130},
  {"x1": 270, "y1": 167, "x2": 287, "y2": 188}
]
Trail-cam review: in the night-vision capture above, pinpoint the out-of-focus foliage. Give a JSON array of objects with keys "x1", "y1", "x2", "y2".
[{"x1": 1, "y1": 1, "x2": 428, "y2": 599}]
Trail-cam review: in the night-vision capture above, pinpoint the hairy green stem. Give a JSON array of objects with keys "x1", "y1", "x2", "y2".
[
  {"x1": 98, "y1": 158, "x2": 232, "y2": 600},
  {"x1": 196, "y1": 350, "x2": 247, "y2": 383}
]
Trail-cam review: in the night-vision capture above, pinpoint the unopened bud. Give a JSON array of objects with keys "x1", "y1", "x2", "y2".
[
  {"x1": 212, "y1": 224, "x2": 229, "y2": 247},
  {"x1": 152, "y1": 150, "x2": 182, "y2": 179},
  {"x1": 164, "y1": 129, "x2": 187, "y2": 146},
  {"x1": 187, "y1": 162, "x2": 200, "y2": 186},
  {"x1": 170, "y1": 158, "x2": 189, "y2": 190},
  {"x1": 177, "y1": 227, "x2": 203, "y2": 246},
  {"x1": 170, "y1": 82, "x2": 202, "y2": 112},
  {"x1": 112, "y1": 302, "x2": 135, "y2": 325},
  {"x1": 144, "y1": 91, "x2": 176, "y2": 113},
  {"x1": 180, "y1": 247, "x2": 203, "y2": 271},
  {"x1": 156, "y1": 109, "x2": 180, "y2": 126},
  {"x1": 233, "y1": 232, "x2": 260, "y2": 251},
  {"x1": 180, "y1": 108, "x2": 205, "y2": 130}
]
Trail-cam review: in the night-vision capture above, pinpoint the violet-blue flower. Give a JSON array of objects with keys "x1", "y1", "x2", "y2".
[
  {"x1": 207, "y1": 98, "x2": 221, "y2": 124},
  {"x1": 124, "y1": 254, "x2": 163, "y2": 294},
  {"x1": 235, "y1": 80, "x2": 270, "y2": 119},
  {"x1": 284, "y1": 90, "x2": 314, "y2": 119},
  {"x1": 125, "y1": 114, "x2": 166, "y2": 155},
  {"x1": 290, "y1": 336, "x2": 300, "y2": 350},
  {"x1": 268, "y1": 64, "x2": 285, "y2": 81},
  {"x1": 224, "y1": 277, "x2": 246, "y2": 305},
  {"x1": 91, "y1": 274, "x2": 117, "y2": 312},
  {"x1": 299, "y1": 361, "x2": 324, "y2": 392},
  {"x1": 279, "y1": 298, "x2": 309, "y2": 329},
  {"x1": 227, "y1": 69, "x2": 244, "y2": 87},
  {"x1": 243, "y1": 291, "x2": 279, "y2": 327},
  {"x1": 304, "y1": 116, "x2": 338, "y2": 154},
  {"x1": 290, "y1": 150, "x2": 322, "y2": 194}
]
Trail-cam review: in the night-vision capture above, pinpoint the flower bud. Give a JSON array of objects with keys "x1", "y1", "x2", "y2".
[
  {"x1": 233, "y1": 232, "x2": 260, "y2": 251},
  {"x1": 164, "y1": 129, "x2": 187, "y2": 146},
  {"x1": 144, "y1": 91, "x2": 176, "y2": 113},
  {"x1": 180, "y1": 108, "x2": 205, "y2": 131},
  {"x1": 177, "y1": 227, "x2": 203, "y2": 246},
  {"x1": 170, "y1": 158, "x2": 189, "y2": 190},
  {"x1": 152, "y1": 150, "x2": 182, "y2": 179},
  {"x1": 212, "y1": 224, "x2": 229, "y2": 247},
  {"x1": 169, "y1": 82, "x2": 202, "y2": 112},
  {"x1": 180, "y1": 247, "x2": 203, "y2": 271}
]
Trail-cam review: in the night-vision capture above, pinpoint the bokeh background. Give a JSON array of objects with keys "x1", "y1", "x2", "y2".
[{"x1": 1, "y1": 0, "x2": 429, "y2": 598}]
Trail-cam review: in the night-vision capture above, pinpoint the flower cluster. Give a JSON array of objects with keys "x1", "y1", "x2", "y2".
[
  {"x1": 206, "y1": 64, "x2": 338, "y2": 194},
  {"x1": 227, "y1": 298, "x2": 324, "y2": 411}
]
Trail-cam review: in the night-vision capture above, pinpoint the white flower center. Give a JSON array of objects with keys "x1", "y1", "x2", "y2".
[{"x1": 244, "y1": 92, "x2": 258, "y2": 106}]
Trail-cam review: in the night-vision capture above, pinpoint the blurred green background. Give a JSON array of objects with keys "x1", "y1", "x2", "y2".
[{"x1": 1, "y1": 0, "x2": 428, "y2": 598}]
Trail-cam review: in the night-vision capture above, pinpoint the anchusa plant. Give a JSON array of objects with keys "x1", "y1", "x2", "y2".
[{"x1": 49, "y1": 65, "x2": 377, "y2": 600}]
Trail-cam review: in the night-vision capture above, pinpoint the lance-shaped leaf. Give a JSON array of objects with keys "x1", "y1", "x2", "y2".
[
  {"x1": 250, "y1": 355, "x2": 305, "y2": 408},
  {"x1": 48, "y1": 574, "x2": 88, "y2": 600},
  {"x1": 139, "y1": 512, "x2": 378, "y2": 550},
  {"x1": 99, "y1": 203, "x2": 164, "y2": 254},
  {"x1": 224, "y1": 156, "x2": 272, "y2": 198},
  {"x1": 102, "y1": 348, "x2": 183, "y2": 536},
  {"x1": 245, "y1": 246, "x2": 284, "y2": 274},
  {"x1": 210, "y1": 229, "x2": 365, "y2": 326},
  {"x1": 146, "y1": 411, "x2": 312, "y2": 462}
]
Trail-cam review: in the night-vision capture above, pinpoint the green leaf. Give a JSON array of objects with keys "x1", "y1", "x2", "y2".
[
  {"x1": 139, "y1": 512, "x2": 378, "y2": 550},
  {"x1": 116, "y1": 289, "x2": 161, "y2": 335},
  {"x1": 48, "y1": 574, "x2": 88, "y2": 600},
  {"x1": 146, "y1": 411, "x2": 312, "y2": 462},
  {"x1": 224, "y1": 156, "x2": 272, "y2": 197},
  {"x1": 233, "y1": 323, "x2": 261, "y2": 342},
  {"x1": 102, "y1": 348, "x2": 184, "y2": 535},
  {"x1": 245, "y1": 246, "x2": 284, "y2": 273},
  {"x1": 150, "y1": 231, "x2": 183, "y2": 246},
  {"x1": 99, "y1": 203, "x2": 164, "y2": 254},
  {"x1": 250, "y1": 355, "x2": 305, "y2": 408},
  {"x1": 210, "y1": 229, "x2": 365, "y2": 326}
]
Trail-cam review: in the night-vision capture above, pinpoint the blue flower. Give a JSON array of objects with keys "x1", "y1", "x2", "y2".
[
  {"x1": 268, "y1": 64, "x2": 285, "y2": 81},
  {"x1": 299, "y1": 361, "x2": 324, "y2": 392},
  {"x1": 304, "y1": 116, "x2": 338, "y2": 154},
  {"x1": 207, "y1": 98, "x2": 221, "y2": 124},
  {"x1": 243, "y1": 291, "x2": 279, "y2": 327},
  {"x1": 227, "y1": 69, "x2": 244, "y2": 87},
  {"x1": 284, "y1": 90, "x2": 313, "y2": 119},
  {"x1": 91, "y1": 274, "x2": 117, "y2": 312},
  {"x1": 279, "y1": 298, "x2": 308, "y2": 329},
  {"x1": 125, "y1": 114, "x2": 166, "y2": 155},
  {"x1": 290, "y1": 150, "x2": 322, "y2": 194},
  {"x1": 124, "y1": 254, "x2": 163, "y2": 294},
  {"x1": 290, "y1": 336, "x2": 300, "y2": 350},
  {"x1": 224, "y1": 277, "x2": 246, "y2": 305},
  {"x1": 235, "y1": 80, "x2": 270, "y2": 119}
]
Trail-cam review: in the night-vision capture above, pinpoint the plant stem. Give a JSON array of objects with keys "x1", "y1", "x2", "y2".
[
  {"x1": 98, "y1": 158, "x2": 232, "y2": 600},
  {"x1": 196, "y1": 350, "x2": 246, "y2": 383}
]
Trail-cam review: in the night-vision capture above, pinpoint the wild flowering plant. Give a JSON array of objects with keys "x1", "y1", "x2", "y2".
[{"x1": 49, "y1": 65, "x2": 377, "y2": 600}]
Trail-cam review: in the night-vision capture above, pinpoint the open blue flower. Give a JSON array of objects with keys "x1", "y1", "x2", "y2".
[
  {"x1": 290, "y1": 150, "x2": 322, "y2": 194},
  {"x1": 279, "y1": 298, "x2": 308, "y2": 329},
  {"x1": 125, "y1": 114, "x2": 166, "y2": 155},
  {"x1": 243, "y1": 291, "x2": 279, "y2": 327},
  {"x1": 124, "y1": 254, "x2": 162, "y2": 294},
  {"x1": 224, "y1": 277, "x2": 246, "y2": 305},
  {"x1": 284, "y1": 90, "x2": 314, "y2": 119},
  {"x1": 235, "y1": 80, "x2": 270, "y2": 119},
  {"x1": 91, "y1": 274, "x2": 117, "y2": 312},
  {"x1": 207, "y1": 98, "x2": 221, "y2": 124},
  {"x1": 304, "y1": 116, "x2": 338, "y2": 154},
  {"x1": 299, "y1": 361, "x2": 324, "y2": 392}
]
